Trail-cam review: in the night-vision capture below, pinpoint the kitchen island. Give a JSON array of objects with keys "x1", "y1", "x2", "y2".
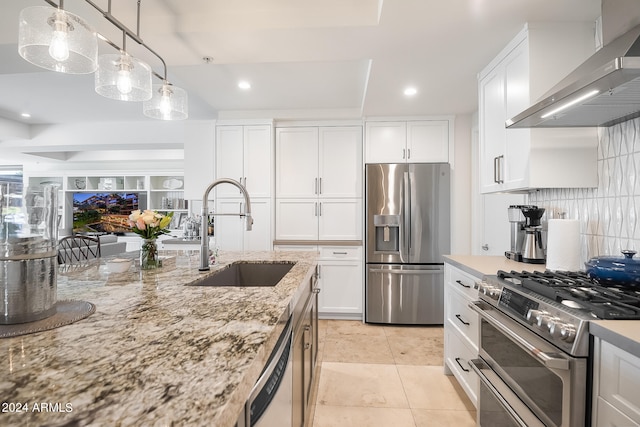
[{"x1": 0, "y1": 250, "x2": 317, "y2": 427}]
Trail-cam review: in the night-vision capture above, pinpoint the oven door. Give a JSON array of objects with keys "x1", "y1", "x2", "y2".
[{"x1": 469, "y1": 300, "x2": 587, "y2": 427}]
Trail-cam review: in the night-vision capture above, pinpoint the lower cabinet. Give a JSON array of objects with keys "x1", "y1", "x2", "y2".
[
  {"x1": 592, "y1": 337, "x2": 640, "y2": 426},
  {"x1": 292, "y1": 269, "x2": 319, "y2": 427},
  {"x1": 443, "y1": 262, "x2": 480, "y2": 408},
  {"x1": 275, "y1": 245, "x2": 363, "y2": 319}
]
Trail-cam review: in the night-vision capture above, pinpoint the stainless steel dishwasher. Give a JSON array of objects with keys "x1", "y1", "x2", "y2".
[{"x1": 245, "y1": 317, "x2": 293, "y2": 427}]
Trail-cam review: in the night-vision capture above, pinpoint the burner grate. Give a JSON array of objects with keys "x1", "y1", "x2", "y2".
[{"x1": 496, "y1": 270, "x2": 640, "y2": 320}]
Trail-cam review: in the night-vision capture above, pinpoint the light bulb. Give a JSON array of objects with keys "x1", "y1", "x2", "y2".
[
  {"x1": 160, "y1": 94, "x2": 172, "y2": 117},
  {"x1": 49, "y1": 28, "x2": 69, "y2": 61},
  {"x1": 116, "y1": 68, "x2": 133, "y2": 94}
]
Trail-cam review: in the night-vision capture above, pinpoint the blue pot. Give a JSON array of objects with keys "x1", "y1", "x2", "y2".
[{"x1": 585, "y1": 250, "x2": 640, "y2": 286}]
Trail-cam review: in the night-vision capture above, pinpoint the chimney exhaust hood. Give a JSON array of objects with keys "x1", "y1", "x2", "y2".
[{"x1": 506, "y1": 23, "x2": 640, "y2": 128}]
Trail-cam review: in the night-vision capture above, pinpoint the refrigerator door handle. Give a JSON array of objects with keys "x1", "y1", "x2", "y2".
[{"x1": 401, "y1": 171, "x2": 411, "y2": 262}]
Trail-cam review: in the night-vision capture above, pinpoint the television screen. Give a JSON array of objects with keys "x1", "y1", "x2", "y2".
[{"x1": 72, "y1": 193, "x2": 141, "y2": 234}]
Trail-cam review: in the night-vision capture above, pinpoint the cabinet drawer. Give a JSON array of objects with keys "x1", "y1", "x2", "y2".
[
  {"x1": 596, "y1": 396, "x2": 639, "y2": 427},
  {"x1": 598, "y1": 340, "x2": 640, "y2": 423},
  {"x1": 319, "y1": 246, "x2": 362, "y2": 260},
  {"x1": 444, "y1": 327, "x2": 478, "y2": 408},
  {"x1": 445, "y1": 288, "x2": 479, "y2": 349},
  {"x1": 446, "y1": 265, "x2": 480, "y2": 300}
]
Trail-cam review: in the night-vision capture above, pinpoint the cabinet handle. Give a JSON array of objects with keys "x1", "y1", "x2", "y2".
[
  {"x1": 407, "y1": 148, "x2": 411, "y2": 159},
  {"x1": 455, "y1": 279, "x2": 471, "y2": 289},
  {"x1": 402, "y1": 148, "x2": 406, "y2": 159},
  {"x1": 319, "y1": 202, "x2": 322, "y2": 216},
  {"x1": 455, "y1": 357, "x2": 470, "y2": 372},
  {"x1": 319, "y1": 177, "x2": 322, "y2": 194},
  {"x1": 493, "y1": 156, "x2": 499, "y2": 183},
  {"x1": 315, "y1": 177, "x2": 318, "y2": 195},
  {"x1": 482, "y1": 244, "x2": 489, "y2": 251},
  {"x1": 455, "y1": 314, "x2": 470, "y2": 326},
  {"x1": 493, "y1": 155, "x2": 504, "y2": 184},
  {"x1": 315, "y1": 202, "x2": 318, "y2": 217},
  {"x1": 332, "y1": 251, "x2": 348, "y2": 255}
]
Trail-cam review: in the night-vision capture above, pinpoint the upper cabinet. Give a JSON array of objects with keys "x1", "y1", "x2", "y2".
[
  {"x1": 275, "y1": 125, "x2": 363, "y2": 241},
  {"x1": 478, "y1": 23, "x2": 598, "y2": 194},
  {"x1": 365, "y1": 119, "x2": 451, "y2": 164},
  {"x1": 215, "y1": 124, "x2": 272, "y2": 198}
]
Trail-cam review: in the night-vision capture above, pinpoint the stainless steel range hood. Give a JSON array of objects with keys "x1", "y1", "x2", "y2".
[{"x1": 506, "y1": 23, "x2": 640, "y2": 128}]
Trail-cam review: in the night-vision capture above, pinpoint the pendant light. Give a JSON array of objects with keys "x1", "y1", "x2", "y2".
[
  {"x1": 95, "y1": 52, "x2": 152, "y2": 102},
  {"x1": 18, "y1": 4, "x2": 98, "y2": 74},
  {"x1": 143, "y1": 83, "x2": 188, "y2": 120}
]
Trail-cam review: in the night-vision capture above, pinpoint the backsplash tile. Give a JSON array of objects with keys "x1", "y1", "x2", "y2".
[{"x1": 529, "y1": 117, "x2": 640, "y2": 264}]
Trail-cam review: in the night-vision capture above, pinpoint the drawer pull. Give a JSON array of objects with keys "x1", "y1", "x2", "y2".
[
  {"x1": 455, "y1": 279, "x2": 471, "y2": 289},
  {"x1": 455, "y1": 357, "x2": 470, "y2": 372},
  {"x1": 332, "y1": 251, "x2": 348, "y2": 255},
  {"x1": 455, "y1": 314, "x2": 470, "y2": 326}
]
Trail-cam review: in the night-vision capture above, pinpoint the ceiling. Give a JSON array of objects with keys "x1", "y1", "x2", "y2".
[{"x1": 0, "y1": 0, "x2": 601, "y2": 163}]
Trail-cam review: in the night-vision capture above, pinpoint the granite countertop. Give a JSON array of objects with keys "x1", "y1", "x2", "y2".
[
  {"x1": 444, "y1": 254, "x2": 546, "y2": 277},
  {"x1": 0, "y1": 250, "x2": 317, "y2": 427}
]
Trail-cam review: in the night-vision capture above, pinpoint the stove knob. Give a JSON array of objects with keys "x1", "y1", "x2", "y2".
[
  {"x1": 559, "y1": 324, "x2": 577, "y2": 343},
  {"x1": 547, "y1": 318, "x2": 562, "y2": 336},
  {"x1": 526, "y1": 309, "x2": 539, "y2": 323},
  {"x1": 535, "y1": 312, "x2": 552, "y2": 329}
]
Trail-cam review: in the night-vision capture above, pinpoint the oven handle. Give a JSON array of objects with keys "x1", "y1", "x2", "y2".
[
  {"x1": 469, "y1": 359, "x2": 545, "y2": 427},
  {"x1": 469, "y1": 301, "x2": 570, "y2": 370}
]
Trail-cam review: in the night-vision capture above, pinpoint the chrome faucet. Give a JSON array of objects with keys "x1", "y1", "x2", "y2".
[{"x1": 199, "y1": 178, "x2": 253, "y2": 271}]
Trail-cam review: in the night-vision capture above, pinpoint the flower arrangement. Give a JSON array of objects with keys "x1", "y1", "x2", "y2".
[{"x1": 127, "y1": 210, "x2": 173, "y2": 239}]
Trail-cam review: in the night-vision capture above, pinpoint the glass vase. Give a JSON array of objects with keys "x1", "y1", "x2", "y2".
[{"x1": 140, "y1": 238, "x2": 159, "y2": 270}]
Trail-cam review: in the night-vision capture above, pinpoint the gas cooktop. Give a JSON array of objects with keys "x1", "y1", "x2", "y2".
[{"x1": 495, "y1": 270, "x2": 640, "y2": 320}]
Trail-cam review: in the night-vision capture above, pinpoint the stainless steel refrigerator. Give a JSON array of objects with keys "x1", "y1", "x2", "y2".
[{"x1": 365, "y1": 163, "x2": 450, "y2": 325}]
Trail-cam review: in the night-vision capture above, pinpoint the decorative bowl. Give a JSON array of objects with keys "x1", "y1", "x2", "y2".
[{"x1": 106, "y1": 258, "x2": 132, "y2": 273}]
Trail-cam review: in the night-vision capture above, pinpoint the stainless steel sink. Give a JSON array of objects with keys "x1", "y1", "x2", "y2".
[{"x1": 189, "y1": 261, "x2": 295, "y2": 287}]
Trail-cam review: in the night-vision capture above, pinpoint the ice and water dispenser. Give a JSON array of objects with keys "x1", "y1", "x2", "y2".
[{"x1": 373, "y1": 214, "x2": 401, "y2": 253}]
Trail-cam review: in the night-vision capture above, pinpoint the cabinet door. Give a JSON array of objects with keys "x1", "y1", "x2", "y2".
[
  {"x1": 407, "y1": 121, "x2": 449, "y2": 163},
  {"x1": 318, "y1": 126, "x2": 362, "y2": 198},
  {"x1": 215, "y1": 198, "x2": 271, "y2": 251},
  {"x1": 479, "y1": 66, "x2": 506, "y2": 193},
  {"x1": 276, "y1": 127, "x2": 319, "y2": 198},
  {"x1": 244, "y1": 125, "x2": 272, "y2": 198},
  {"x1": 503, "y1": 40, "x2": 530, "y2": 190},
  {"x1": 244, "y1": 198, "x2": 272, "y2": 251},
  {"x1": 365, "y1": 121, "x2": 406, "y2": 163},
  {"x1": 275, "y1": 199, "x2": 318, "y2": 240},
  {"x1": 318, "y1": 261, "x2": 363, "y2": 315},
  {"x1": 318, "y1": 199, "x2": 362, "y2": 240},
  {"x1": 214, "y1": 199, "x2": 245, "y2": 251},
  {"x1": 215, "y1": 126, "x2": 245, "y2": 198}
]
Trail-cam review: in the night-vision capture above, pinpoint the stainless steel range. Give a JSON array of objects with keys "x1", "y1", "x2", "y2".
[{"x1": 470, "y1": 270, "x2": 640, "y2": 427}]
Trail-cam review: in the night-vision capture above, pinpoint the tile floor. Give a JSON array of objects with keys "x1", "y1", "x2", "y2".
[{"x1": 309, "y1": 320, "x2": 476, "y2": 427}]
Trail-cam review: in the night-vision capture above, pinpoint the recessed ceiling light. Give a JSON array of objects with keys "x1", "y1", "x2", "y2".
[
  {"x1": 238, "y1": 81, "x2": 251, "y2": 90},
  {"x1": 404, "y1": 87, "x2": 418, "y2": 96},
  {"x1": 21, "y1": 112, "x2": 31, "y2": 118}
]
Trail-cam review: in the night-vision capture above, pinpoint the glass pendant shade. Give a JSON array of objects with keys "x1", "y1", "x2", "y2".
[
  {"x1": 18, "y1": 6, "x2": 98, "y2": 74},
  {"x1": 143, "y1": 84, "x2": 188, "y2": 120},
  {"x1": 95, "y1": 54, "x2": 153, "y2": 101}
]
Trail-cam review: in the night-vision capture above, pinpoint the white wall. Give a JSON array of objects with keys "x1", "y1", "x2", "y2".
[{"x1": 450, "y1": 113, "x2": 472, "y2": 254}]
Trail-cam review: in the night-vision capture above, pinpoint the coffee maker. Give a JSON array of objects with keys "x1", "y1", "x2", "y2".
[{"x1": 505, "y1": 205, "x2": 546, "y2": 264}]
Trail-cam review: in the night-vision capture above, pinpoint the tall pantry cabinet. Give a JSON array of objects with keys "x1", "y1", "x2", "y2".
[
  {"x1": 275, "y1": 125, "x2": 364, "y2": 319},
  {"x1": 478, "y1": 23, "x2": 598, "y2": 193},
  {"x1": 213, "y1": 124, "x2": 273, "y2": 251}
]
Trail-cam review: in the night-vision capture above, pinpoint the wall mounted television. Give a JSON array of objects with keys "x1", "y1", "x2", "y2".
[{"x1": 72, "y1": 192, "x2": 146, "y2": 234}]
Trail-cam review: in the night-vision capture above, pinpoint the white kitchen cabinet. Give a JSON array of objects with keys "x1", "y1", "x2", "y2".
[
  {"x1": 214, "y1": 198, "x2": 271, "y2": 251},
  {"x1": 478, "y1": 23, "x2": 598, "y2": 194},
  {"x1": 275, "y1": 199, "x2": 362, "y2": 241},
  {"x1": 275, "y1": 125, "x2": 362, "y2": 241},
  {"x1": 592, "y1": 337, "x2": 640, "y2": 426},
  {"x1": 317, "y1": 246, "x2": 363, "y2": 319},
  {"x1": 364, "y1": 119, "x2": 451, "y2": 164},
  {"x1": 443, "y1": 262, "x2": 480, "y2": 408},
  {"x1": 275, "y1": 245, "x2": 363, "y2": 319},
  {"x1": 215, "y1": 125, "x2": 272, "y2": 198}
]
